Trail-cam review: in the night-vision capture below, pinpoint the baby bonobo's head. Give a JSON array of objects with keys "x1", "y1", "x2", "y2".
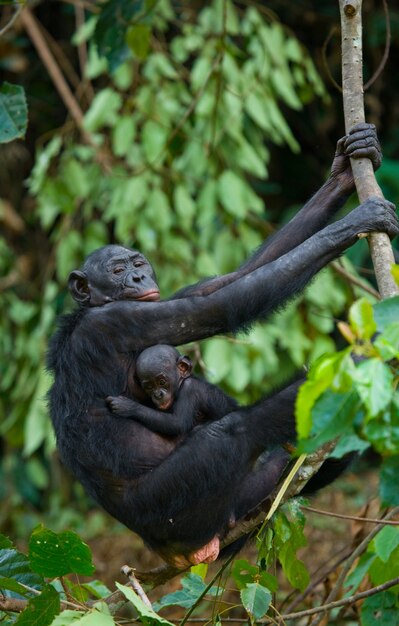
[{"x1": 136, "y1": 345, "x2": 192, "y2": 410}]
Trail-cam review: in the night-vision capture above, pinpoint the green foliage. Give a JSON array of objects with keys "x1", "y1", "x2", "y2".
[
  {"x1": 29, "y1": 527, "x2": 95, "y2": 578},
  {"x1": 153, "y1": 573, "x2": 219, "y2": 611},
  {"x1": 0, "y1": 83, "x2": 28, "y2": 143},
  {"x1": 258, "y1": 502, "x2": 309, "y2": 592},
  {"x1": 296, "y1": 296, "x2": 399, "y2": 458}
]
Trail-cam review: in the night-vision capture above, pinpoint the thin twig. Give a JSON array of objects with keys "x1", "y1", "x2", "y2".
[
  {"x1": 331, "y1": 260, "x2": 381, "y2": 299},
  {"x1": 308, "y1": 505, "x2": 399, "y2": 626},
  {"x1": 279, "y1": 575, "x2": 399, "y2": 623},
  {"x1": 121, "y1": 565, "x2": 153, "y2": 609},
  {"x1": 20, "y1": 7, "x2": 91, "y2": 143},
  {"x1": 302, "y1": 504, "x2": 399, "y2": 525},
  {"x1": 0, "y1": 2, "x2": 23, "y2": 38}
]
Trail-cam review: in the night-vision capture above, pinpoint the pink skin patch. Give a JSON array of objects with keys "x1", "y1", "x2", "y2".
[{"x1": 164, "y1": 536, "x2": 221, "y2": 569}]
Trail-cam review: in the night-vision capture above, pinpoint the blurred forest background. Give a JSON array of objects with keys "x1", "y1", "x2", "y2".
[{"x1": 1, "y1": 0, "x2": 399, "y2": 623}]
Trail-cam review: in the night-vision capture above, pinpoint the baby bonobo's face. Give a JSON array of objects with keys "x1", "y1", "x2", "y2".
[{"x1": 139, "y1": 370, "x2": 176, "y2": 411}]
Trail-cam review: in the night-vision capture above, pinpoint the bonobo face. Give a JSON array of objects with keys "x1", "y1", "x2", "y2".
[
  {"x1": 139, "y1": 371, "x2": 176, "y2": 411},
  {"x1": 68, "y1": 245, "x2": 160, "y2": 306},
  {"x1": 136, "y1": 345, "x2": 188, "y2": 411}
]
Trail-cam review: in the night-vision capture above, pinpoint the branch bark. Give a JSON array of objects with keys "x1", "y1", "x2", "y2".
[{"x1": 339, "y1": 0, "x2": 398, "y2": 298}]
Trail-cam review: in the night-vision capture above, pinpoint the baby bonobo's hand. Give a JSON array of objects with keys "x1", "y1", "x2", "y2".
[
  {"x1": 106, "y1": 395, "x2": 136, "y2": 416},
  {"x1": 331, "y1": 123, "x2": 382, "y2": 193}
]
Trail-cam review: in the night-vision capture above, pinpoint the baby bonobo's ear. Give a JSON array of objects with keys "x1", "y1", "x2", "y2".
[{"x1": 177, "y1": 355, "x2": 192, "y2": 379}]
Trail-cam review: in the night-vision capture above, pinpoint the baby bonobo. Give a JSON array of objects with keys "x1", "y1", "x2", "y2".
[{"x1": 107, "y1": 344, "x2": 239, "y2": 437}]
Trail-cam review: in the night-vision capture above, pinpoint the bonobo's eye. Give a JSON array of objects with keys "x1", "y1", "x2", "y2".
[
  {"x1": 134, "y1": 260, "x2": 145, "y2": 268},
  {"x1": 159, "y1": 378, "x2": 166, "y2": 386},
  {"x1": 113, "y1": 267, "x2": 124, "y2": 275}
]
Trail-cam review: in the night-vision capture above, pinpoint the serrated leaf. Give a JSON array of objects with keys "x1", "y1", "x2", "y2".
[
  {"x1": 355, "y1": 359, "x2": 394, "y2": 418},
  {"x1": 240, "y1": 583, "x2": 271, "y2": 620},
  {"x1": 15, "y1": 584, "x2": 60, "y2": 626},
  {"x1": 0, "y1": 83, "x2": 28, "y2": 143},
  {"x1": 29, "y1": 527, "x2": 94, "y2": 578},
  {"x1": 154, "y1": 573, "x2": 218, "y2": 611}
]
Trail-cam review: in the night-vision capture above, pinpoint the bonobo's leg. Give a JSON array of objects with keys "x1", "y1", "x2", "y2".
[
  {"x1": 233, "y1": 448, "x2": 291, "y2": 521},
  {"x1": 126, "y1": 380, "x2": 301, "y2": 558}
]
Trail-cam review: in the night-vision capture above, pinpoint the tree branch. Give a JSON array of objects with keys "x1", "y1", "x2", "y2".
[{"x1": 339, "y1": 0, "x2": 398, "y2": 298}]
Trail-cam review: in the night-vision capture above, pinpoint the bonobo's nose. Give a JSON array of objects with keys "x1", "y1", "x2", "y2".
[{"x1": 125, "y1": 271, "x2": 144, "y2": 286}]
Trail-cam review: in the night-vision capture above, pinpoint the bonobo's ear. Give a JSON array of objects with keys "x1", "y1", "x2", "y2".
[
  {"x1": 68, "y1": 270, "x2": 90, "y2": 305},
  {"x1": 177, "y1": 355, "x2": 192, "y2": 379}
]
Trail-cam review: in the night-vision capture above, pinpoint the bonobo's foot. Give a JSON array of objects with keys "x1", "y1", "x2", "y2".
[
  {"x1": 105, "y1": 395, "x2": 133, "y2": 416},
  {"x1": 160, "y1": 536, "x2": 221, "y2": 569},
  {"x1": 189, "y1": 536, "x2": 220, "y2": 565}
]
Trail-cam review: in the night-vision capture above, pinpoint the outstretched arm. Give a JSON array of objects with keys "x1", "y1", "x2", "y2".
[
  {"x1": 174, "y1": 124, "x2": 382, "y2": 298},
  {"x1": 88, "y1": 197, "x2": 397, "y2": 351}
]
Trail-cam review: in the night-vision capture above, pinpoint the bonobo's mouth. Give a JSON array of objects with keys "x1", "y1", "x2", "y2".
[
  {"x1": 135, "y1": 290, "x2": 161, "y2": 302},
  {"x1": 154, "y1": 398, "x2": 173, "y2": 411},
  {"x1": 121, "y1": 289, "x2": 160, "y2": 301}
]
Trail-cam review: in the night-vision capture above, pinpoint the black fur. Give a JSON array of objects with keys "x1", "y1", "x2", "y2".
[{"x1": 47, "y1": 125, "x2": 398, "y2": 560}]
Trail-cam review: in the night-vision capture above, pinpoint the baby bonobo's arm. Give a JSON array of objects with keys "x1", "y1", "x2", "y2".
[{"x1": 105, "y1": 393, "x2": 196, "y2": 436}]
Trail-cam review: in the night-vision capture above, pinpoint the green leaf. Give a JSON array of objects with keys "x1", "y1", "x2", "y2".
[
  {"x1": 15, "y1": 584, "x2": 60, "y2": 626},
  {"x1": 298, "y1": 389, "x2": 359, "y2": 453},
  {"x1": 374, "y1": 296, "x2": 399, "y2": 332},
  {"x1": 0, "y1": 535, "x2": 13, "y2": 550},
  {"x1": 240, "y1": 583, "x2": 271, "y2": 620},
  {"x1": 116, "y1": 582, "x2": 174, "y2": 624},
  {"x1": 349, "y1": 298, "x2": 377, "y2": 340},
  {"x1": 374, "y1": 526, "x2": 399, "y2": 563},
  {"x1": 126, "y1": 24, "x2": 151, "y2": 59},
  {"x1": 83, "y1": 89, "x2": 122, "y2": 132},
  {"x1": 0, "y1": 548, "x2": 43, "y2": 595},
  {"x1": 330, "y1": 433, "x2": 370, "y2": 458},
  {"x1": 380, "y1": 456, "x2": 399, "y2": 507},
  {"x1": 355, "y1": 359, "x2": 394, "y2": 418},
  {"x1": 361, "y1": 591, "x2": 398, "y2": 626},
  {"x1": 202, "y1": 339, "x2": 232, "y2": 383},
  {"x1": 29, "y1": 527, "x2": 95, "y2": 578},
  {"x1": 374, "y1": 323, "x2": 399, "y2": 361},
  {"x1": 218, "y1": 170, "x2": 250, "y2": 218},
  {"x1": 112, "y1": 116, "x2": 136, "y2": 157},
  {"x1": 0, "y1": 83, "x2": 28, "y2": 143},
  {"x1": 154, "y1": 574, "x2": 218, "y2": 611},
  {"x1": 0, "y1": 577, "x2": 31, "y2": 597},
  {"x1": 174, "y1": 185, "x2": 196, "y2": 231},
  {"x1": 142, "y1": 121, "x2": 168, "y2": 162},
  {"x1": 232, "y1": 560, "x2": 258, "y2": 590}
]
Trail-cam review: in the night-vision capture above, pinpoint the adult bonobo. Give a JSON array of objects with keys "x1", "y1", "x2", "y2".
[{"x1": 48, "y1": 124, "x2": 398, "y2": 567}]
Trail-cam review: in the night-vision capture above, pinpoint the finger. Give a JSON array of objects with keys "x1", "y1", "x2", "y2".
[
  {"x1": 347, "y1": 122, "x2": 376, "y2": 134},
  {"x1": 344, "y1": 136, "x2": 380, "y2": 152}
]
